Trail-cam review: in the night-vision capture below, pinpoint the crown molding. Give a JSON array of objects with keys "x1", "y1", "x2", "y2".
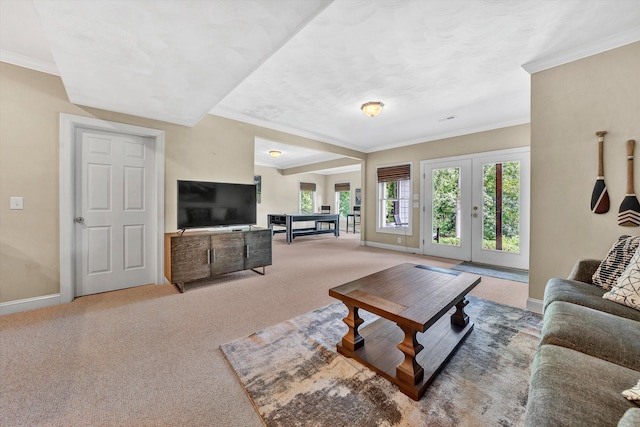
[
  {"x1": 0, "y1": 49, "x2": 59, "y2": 76},
  {"x1": 522, "y1": 29, "x2": 640, "y2": 74},
  {"x1": 209, "y1": 106, "x2": 367, "y2": 152}
]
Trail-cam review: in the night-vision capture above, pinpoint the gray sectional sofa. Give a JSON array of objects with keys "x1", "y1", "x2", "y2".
[{"x1": 524, "y1": 259, "x2": 640, "y2": 427}]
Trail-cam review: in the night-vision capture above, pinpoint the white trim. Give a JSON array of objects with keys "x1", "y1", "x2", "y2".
[
  {"x1": 526, "y1": 298, "x2": 543, "y2": 314},
  {"x1": 59, "y1": 114, "x2": 165, "y2": 304},
  {"x1": 420, "y1": 146, "x2": 530, "y2": 166},
  {"x1": 521, "y1": 30, "x2": 640, "y2": 74},
  {"x1": 365, "y1": 118, "x2": 531, "y2": 154},
  {"x1": 0, "y1": 50, "x2": 60, "y2": 76},
  {"x1": 363, "y1": 240, "x2": 420, "y2": 254},
  {"x1": 0, "y1": 294, "x2": 61, "y2": 316},
  {"x1": 212, "y1": 107, "x2": 530, "y2": 155}
]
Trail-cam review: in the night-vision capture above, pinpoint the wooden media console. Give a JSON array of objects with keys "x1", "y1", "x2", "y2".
[{"x1": 164, "y1": 227, "x2": 272, "y2": 292}]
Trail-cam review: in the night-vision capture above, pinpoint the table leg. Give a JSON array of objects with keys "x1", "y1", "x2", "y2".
[
  {"x1": 341, "y1": 304, "x2": 364, "y2": 351},
  {"x1": 286, "y1": 215, "x2": 293, "y2": 244},
  {"x1": 451, "y1": 297, "x2": 470, "y2": 327},
  {"x1": 396, "y1": 326, "x2": 424, "y2": 385}
]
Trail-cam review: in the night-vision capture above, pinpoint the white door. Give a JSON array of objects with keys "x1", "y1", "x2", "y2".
[
  {"x1": 423, "y1": 158, "x2": 472, "y2": 261},
  {"x1": 423, "y1": 148, "x2": 530, "y2": 270},
  {"x1": 74, "y1": 129, "x2": 157, "y2": 296},
  {"x1": 471, "y1": 151, "x2": 530, "y2": 269}
]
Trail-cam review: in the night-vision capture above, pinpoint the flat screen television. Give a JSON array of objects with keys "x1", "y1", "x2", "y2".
[{"x1": 177, "y1": 180, "x2": 257, "y2": 229}]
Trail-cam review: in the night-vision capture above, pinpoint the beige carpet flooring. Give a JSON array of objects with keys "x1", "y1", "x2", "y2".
[{"x1": 0, "y1": 232, "x2": 529, "y2": 426}]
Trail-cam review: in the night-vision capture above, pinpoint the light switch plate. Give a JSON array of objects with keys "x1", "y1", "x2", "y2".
[{"x1": 10, "y1": 197, "x2": 23, "y2": 210}]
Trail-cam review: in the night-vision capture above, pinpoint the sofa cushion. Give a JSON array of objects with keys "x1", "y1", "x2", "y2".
[
  {"x1": 603, "y1": 247, "x2": 640, "y2": 311},
  {"x1": 618, "y1": 409, "x2": 640, "y2": 427},
  {"x1": 568, "y1": 258, "x2": 601, "y2": 284},
  {"x1": 541, "y1": 301, "x2": 640, "y2": 371},
  {"x1": 593, "y1": 235, "x2": 640, "y2": 290},
  {"x1": 524, "y1": 345, "x2": 639, "y2": 427},
  {"x1": 544, "y1": 278, "x2": 640, "y2": 321}
]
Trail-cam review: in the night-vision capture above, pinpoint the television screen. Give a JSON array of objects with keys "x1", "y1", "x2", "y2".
[{"x1": 177, "y1": 180, "x2": 257, "y2": 229}]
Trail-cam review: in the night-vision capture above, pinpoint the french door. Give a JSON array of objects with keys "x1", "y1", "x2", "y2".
[{"x1": 422, "y1": 148, "x2": 530, "y2": 270}]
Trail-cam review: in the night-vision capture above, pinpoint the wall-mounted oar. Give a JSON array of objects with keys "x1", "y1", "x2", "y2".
[
  {"x1": 591, "y1": 131, "x2": 610, "y2": 213},
  {"x1": 618, "y1": 139, "x2": 640, "y2": 226}
]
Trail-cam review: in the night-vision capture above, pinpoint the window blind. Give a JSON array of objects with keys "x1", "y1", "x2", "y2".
[
  {"x1": 300, "y1": 182, "x2": 316, "y2": 192},
  {"x1": 334, "y1": 182, "x2": 351, "y2": 192},
  {"x1": 377, "y1": 164, "x2": 410, "y2": 182}
]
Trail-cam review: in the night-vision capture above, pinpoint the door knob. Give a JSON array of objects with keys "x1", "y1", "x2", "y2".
[
  {"x1": 74, "y1": 216, "x2": 85, "y2": 224},
  {"x1": 472, "y1": 206, "x2": 478, "y2": 217}
]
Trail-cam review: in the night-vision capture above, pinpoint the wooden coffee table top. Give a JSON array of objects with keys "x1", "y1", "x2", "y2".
[
  {"x1": 329, "y1": 262, "x2": 481, "y2": 400},
  {"x1": 329, "y1": 263, "x2": 481, "y2": 332}
]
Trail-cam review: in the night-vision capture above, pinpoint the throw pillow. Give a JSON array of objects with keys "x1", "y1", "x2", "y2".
[
  {"x1": 604, "y1": 247, "x2": 640, "y2": 311},
  {"x1": 622, "y1": 379, "x2": 640, "y2": 402},
  {"x1": 593, "y1": 235, "x2": 640, "y2": 290}
]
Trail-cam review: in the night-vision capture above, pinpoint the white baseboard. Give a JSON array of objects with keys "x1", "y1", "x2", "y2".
[
  {"x1": 0, "y1": 294, "x2": 61, "y2": 316},
  {"x1": 526, "y1": 298, "x2": 543, "y2": 314},
  {"x1": 363, "y1": 241, "x2": 420, "y2": 254}
]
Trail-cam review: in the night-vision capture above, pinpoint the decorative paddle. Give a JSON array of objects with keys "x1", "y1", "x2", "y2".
[
  {"x1": 591, "y1": 131, "x2": 610, "y2": 213},
  {"x1": 618, "y1": 139, "x2": 640, "y2": 226}
]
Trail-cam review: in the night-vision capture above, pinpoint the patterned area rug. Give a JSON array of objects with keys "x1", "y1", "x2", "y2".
[
  {"x1": 451, "y1": 262, "x2": 529, "y2": 283},
  {"x1": 220, "y1": 296, "x2": 542, "y2": 427}
]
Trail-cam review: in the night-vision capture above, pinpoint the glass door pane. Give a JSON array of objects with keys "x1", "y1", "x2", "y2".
[
  {"x1": 432, "y1": 167, "x2": 461, "y2": 247},
  {"x1": 423, "y1": 158, "x2": 472, "y2": 261},
  {"x1": 482, "y1": 161, "x2": 520, "y2": 253}
]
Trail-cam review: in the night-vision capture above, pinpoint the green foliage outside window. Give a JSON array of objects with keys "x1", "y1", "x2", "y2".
[
  {"x1": 431, "y1": 162, "x2": 520, "y2": 252},
  {"x1": 384, "y1": 182, "x2": 397, "y2": 223},
  {"x1": 432, "y1": 167, "x2": 460, "y2": 241},
  {"x1": 338, "y1": 191, "x2": 350, "y2": 217},
  {"x1": 300, "y1": 190, "x2": 313, "y2": 214},
  {"x1": 482, "y1": 162, "x2": 520, "y2": 252}
]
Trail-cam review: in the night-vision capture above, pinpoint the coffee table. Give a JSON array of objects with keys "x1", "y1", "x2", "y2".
[{"x1": 328, "y1": 263, "x2": 481, "y2": 400}]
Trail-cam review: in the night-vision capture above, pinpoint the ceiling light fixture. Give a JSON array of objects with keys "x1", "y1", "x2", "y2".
[
  {"x1": 269, "y1": 150, "x2": 282, "y2": 158},
  {"x1": 361, "y1": 101, "x2": 384, "y2": 117}
]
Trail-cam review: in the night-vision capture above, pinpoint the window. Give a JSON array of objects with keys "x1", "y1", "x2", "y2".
[
  {"x1": 335, "y1": 182, "x2": 351, "y2": 218},
  {"x1": 299, "y1": 182, "x2": 316, "y2": 214},
  {"x1": 377, "y1": 164, "x2": 411, "y2": 232}
]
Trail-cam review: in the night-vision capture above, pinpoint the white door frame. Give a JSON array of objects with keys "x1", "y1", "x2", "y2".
[
  {"x1": 60, "y1": 114, "x2": 165, "y2": 304},
  {"x1": 420, "y1": 146, "x2": 530, "y2": 268}
]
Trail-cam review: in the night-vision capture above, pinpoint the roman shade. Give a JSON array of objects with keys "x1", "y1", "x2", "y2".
[
  {"x1": 300, "y1": 182, "x2": 316, "y2": 192},
  {"x1": 335, "y1": 182, "x2": 351, "y2": 192},
  {"x1": 377, "y1": 164, "x2": 411, "y2": 182}
]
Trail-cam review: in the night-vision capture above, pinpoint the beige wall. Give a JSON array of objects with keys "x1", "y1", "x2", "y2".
[
  {"x1": 529, "y1": 42, "x2": 640, "y2": 301},
  {"x1": 3, "y1": 42, "x2": 637, "y2": 307},
  {"x1": 364, "y1": 125, "x2": 530, "y2": 248},
  {"x1": 324, "y1": 170, "x2": 362, "y2": 215},
  {"x1": 253, "y1": 166, "x2": 362, "y2": 231},
  {"x1": 254, "y1": 165, "x2": 327, "y2": 228},
  {"x1": 0, "y1": 63, "x2": 357, "y2": 303}
]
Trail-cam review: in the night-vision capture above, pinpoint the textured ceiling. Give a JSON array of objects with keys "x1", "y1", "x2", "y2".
[
  {"x1": 29, "y1": 0, "x2": 332, "y2": 126},
  {"x1": 1, "y1": 0, "x2": 639, "y2": 172},
  {"x1": 213, "y1": 0, "x2": 640, "y2": 152}
]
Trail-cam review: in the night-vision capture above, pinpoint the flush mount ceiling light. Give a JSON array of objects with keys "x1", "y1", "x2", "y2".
[
  {"x1": 269, "y1": 150, "x2": 282, "y2": 158},
  {"x1": 361, "y1": 101, "x2": 384, "y2": 117}
]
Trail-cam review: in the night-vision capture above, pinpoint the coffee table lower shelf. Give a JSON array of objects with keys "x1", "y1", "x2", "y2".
[{"x1": 336, "y1": 312, "x2": 474, "y2": 400}]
